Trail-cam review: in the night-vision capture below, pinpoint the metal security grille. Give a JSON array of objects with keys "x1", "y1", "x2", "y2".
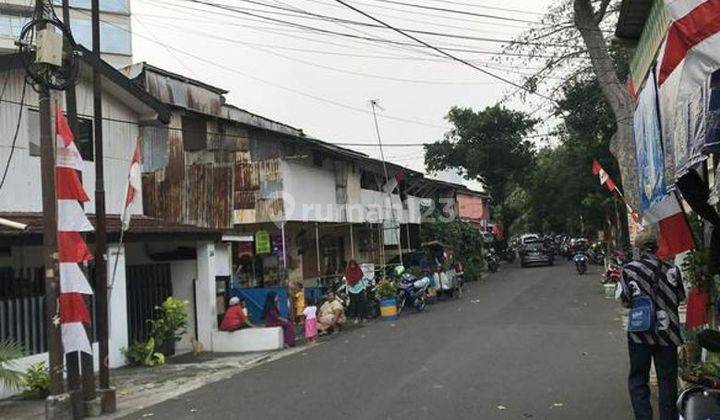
[
  {"x1": 0, "y1": 266, "x2": 99, "y2": 355},
  {"x1": 0, "y1": 267, "x2": 46, "y2": 355},
  {"x1": 125, "y1": 264, "x2": 172, "y2": 344}
]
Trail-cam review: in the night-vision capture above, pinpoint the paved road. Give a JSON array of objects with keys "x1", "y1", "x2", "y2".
[{"x1": 124, "y1": 262, "x2": 632, "y2": 419}]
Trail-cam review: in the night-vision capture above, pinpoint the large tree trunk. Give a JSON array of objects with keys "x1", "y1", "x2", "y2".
[{"x1": 574, "y1": 0, "x2": 638, "y2": 210}]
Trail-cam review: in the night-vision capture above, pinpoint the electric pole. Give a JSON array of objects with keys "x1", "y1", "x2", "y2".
[
  {"x1": 90, "y1": 0, "x2": 115, "y2": 412},
  {"x1": 370, "y1": 99, "x2": 402, "y2": 268}
]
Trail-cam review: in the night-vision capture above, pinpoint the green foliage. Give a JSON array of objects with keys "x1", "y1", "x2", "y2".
[
  {"x1": 376, "y1": 280, "x2": 397, "y2": 300},
  {"x1": 682, "y1": 250, "x2": 711, "y2": 291},
  {"x1": 148, "y1": 297, "x2": 189, "y2": 347},
  {"x1": 0, "y1": 339, "x2": 24, "y2": 389},
  {"x1": 424, "y1": 105, "x2": 537, "y2": 215},
  {"x1": 123, "y1": 338, "x2": 166, "y2": 367},
  {"x1": 21, "y1": 362, "x2": 49, "y2": 398},
  {"x1": 420, "y1": 217, "x2": 485, "y2": 281}
]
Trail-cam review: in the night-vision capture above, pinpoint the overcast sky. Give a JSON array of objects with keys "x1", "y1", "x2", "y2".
[{"x1": 131, "y1": 0, "x2": 557, "y2": 185}]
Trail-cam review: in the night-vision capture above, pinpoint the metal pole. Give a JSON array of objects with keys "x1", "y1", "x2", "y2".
[
  {"x1": 91, "y1": 0, "x2": 114, "y2": 411},
  {"x1": 315, "y1": 222, "x2": 321, "y2": 282},
  {"x1": 39, "y1": 86, "x2": 64, "y2": 398},
  {"x1": 349, "y1": 223, "x2": 355, "y2": 259},
  {"x1": 370, "y1": 100, "x2": 402, "y2": 267}
]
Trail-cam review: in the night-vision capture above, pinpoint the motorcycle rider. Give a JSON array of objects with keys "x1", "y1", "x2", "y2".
[{"x1": 618, "y1": 229, "x2": 685, "y2": 420}]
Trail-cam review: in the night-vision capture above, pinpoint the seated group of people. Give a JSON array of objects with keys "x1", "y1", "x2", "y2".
[{"x1": 219, "y1": 290, "x2": 347, "y2": 349}]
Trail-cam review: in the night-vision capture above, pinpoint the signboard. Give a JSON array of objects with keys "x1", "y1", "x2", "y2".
[
  {"x1": 629, "y1": 0, "x2": 670, "y2": 90},
  {"x1": 254, "y1": 230, "x2": 271, "y2": 255},
  {"x1": 634, "y1": 78, "x2": 666, "y2": 213}
]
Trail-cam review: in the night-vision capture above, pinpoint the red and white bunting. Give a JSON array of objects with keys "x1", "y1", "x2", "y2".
[
  {"x1": 121, "y1": 142, "x2": 142, "y2": 231},
  {"x1": 55, "y1": 104, "x2": 94, "y2": 355},
  {"x1": 59, "y1": 263, "x2": 94, "y2": 294},
  {"x1": 58, "y1": 200, "x2": 93, "y2": 232}
]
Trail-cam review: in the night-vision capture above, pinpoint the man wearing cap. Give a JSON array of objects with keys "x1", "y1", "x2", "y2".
[
  {"x1": 220, "y1": 297, "x2": 256, "y2": 332},
  {"x1": 619, "y1": 228, "x2": 685, "y2": 420}
]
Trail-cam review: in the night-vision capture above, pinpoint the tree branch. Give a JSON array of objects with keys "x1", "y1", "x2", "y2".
[{"x1": 594, "y1": 0, "x2": 612, "y2": 24}]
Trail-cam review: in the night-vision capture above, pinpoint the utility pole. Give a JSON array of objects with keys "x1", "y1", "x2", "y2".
[
  {"x1": 90, "y1": 0, "x2": 115, "y2": 412},
  {"x1": 370, "y1": 99, "x2": 402, "y2": 268},
  {"x1": 39, "y1": 83, "x2": 66, "y2": 412}
]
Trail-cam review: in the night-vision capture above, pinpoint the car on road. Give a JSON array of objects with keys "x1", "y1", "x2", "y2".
[{"x1": 519, "y1": 238, "x2": 554, "y2": 268}]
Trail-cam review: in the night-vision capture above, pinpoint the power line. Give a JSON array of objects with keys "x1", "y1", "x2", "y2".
[
  {"x1": 147, "y1": 20, "x2": 514, "y2": 86},
  {"x1": 141, "y1": 0, "x2": 589, "y2": 60},
  {"x1": 173, "y1": 0, "x2": 570, "y2": 48},
  {"x1": 330, "y1": 0, "x2": 558, "y2": 102},
  {"x1": 0, "y1": 81, "x2": 27, "y2": 194},
  {"x1": 420, "y1": 0, "x2": 544, "y2": 16},
  {"x1": 354, "y1": 0, "x2": 537, "y2": 23}
]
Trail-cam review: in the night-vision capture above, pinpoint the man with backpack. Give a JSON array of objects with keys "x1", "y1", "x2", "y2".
[{"x1": 619, "y1": 229, "x2": 685, "y2": 420}]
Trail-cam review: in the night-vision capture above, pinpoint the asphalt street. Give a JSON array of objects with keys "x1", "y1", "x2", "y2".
[{"x1": 123, "y1": 262, "x2": 631, "y2": 420}]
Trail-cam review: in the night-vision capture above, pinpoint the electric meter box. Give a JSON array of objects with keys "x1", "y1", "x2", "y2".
[{"x1": 36, "y1": 28, "x2": 63, "y2": 67}]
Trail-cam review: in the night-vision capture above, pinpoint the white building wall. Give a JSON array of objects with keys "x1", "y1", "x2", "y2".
[
  {"x1": 282, "y1": 160, "x2": 341, "y2": 222},
  {"x1": 0, "y1": 70, "x2": 142, "y2": 216}
]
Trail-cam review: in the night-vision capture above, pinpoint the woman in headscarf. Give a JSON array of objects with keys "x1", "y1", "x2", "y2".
[
  {"x1": 345, "y1": 259, "x2": 367, "y2": 324},
  {"x1": 262, "y1": 291, "x2": 296, "y2": 347}
]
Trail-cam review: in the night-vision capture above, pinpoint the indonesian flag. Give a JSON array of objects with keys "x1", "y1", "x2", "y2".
[
  {"x1": 121, "y1": 141, "x2": 141, "y2": 231},
  {"x1": 642, "y1": 194, "x2": 695, "y2": 258},
  {"x1": 591, "y1": 159, "x2": 618, "y2": 192},
  {"x1": 55, "y1": 103, "x2": 94, "y2": 355},
  {"x1": 657, "y1": 0, "x2": 720, "y2": 162}
]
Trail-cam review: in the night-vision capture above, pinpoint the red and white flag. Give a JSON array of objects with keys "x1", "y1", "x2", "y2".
[
  {"x1": 642, "y1": 194, "x2": 695, "y2": 258},
  {"x1": 55, "y1": 104, "x2": 94, "y2": 355},
  {"x1": 657, "y1": 0, "x2": 720, "y2": 161},
  {"x1": 121, "y1": 141, "x2": 141, "y2": 231},
  {"x1": 591, "y1": 159, "x2": 618, "y2": 192}
]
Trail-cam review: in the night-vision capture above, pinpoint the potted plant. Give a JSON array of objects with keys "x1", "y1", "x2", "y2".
[
  {"x1": 148, "y1": 297, "x2": 189, "y2": 357},
  {"x1": 0, "y1": 339, "x2": 23, "y2": 390},
  {"x1": 376, "y1": 280, "x2": 398, "y2": 320}
]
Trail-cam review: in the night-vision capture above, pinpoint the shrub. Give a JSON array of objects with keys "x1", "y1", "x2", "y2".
[
  {"x1": 21, "y1": 362, "x2": 49, "y2": 398},
  {"x1": 376, "y1": 280, "x2": 397, "y2": 300},
  {"x1": 0, "y1": 339, "x2": 24, "y2": 389},
  {"x1": 124, "y1": 338, "x2": 165, "y2": 367},
  {"x1": 149, "y1": 297, "x2": 189, "y2": 348}
]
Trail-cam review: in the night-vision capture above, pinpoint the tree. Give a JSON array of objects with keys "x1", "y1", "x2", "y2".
[
  {"x1": 424, "y1": 105, "x2": 537, "y2": 229},
  {"x1": 503, "y1": 0, "x2": 638, "y2": 209}
]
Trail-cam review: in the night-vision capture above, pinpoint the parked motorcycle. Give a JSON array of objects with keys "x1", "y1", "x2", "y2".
[
  {"x1": 678, "y1": 329, "x2": 720, "y2": 419},
  {"x1": 396, "y1": 271, "x2": 431, "y2": 314},
  {"x1": 573, "y1": 252, "x2": 588, "y2": 275},
  {"x1": 503, "y1": 247, "x2": 517, "y2": 263},
  {"x1": 486, "y1": 248, "x2": 500, "y2": 273}
]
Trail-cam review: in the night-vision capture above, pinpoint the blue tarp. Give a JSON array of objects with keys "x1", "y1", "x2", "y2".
[{"x1": 230, "y1": 287, "x2": 326, "y2": 323}]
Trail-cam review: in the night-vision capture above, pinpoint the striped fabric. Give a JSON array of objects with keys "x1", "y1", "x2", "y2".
[
  {"x1": 620, "y1": 253, "x2": 686, "y2": 346},
  {"x1": 55, "y1": 103, "x2": 94, "y2": 355}
]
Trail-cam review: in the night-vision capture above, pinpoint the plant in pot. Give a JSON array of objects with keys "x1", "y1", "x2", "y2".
[
  {"x1": 376, "y1": 280, "x2": 398, "y2": 320},
  {"x1": 148, "y1": 297, "x2": 189, "y2": 357}
]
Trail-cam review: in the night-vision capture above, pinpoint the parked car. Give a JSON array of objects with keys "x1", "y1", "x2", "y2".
[{"x1": 520, "y1": 238, "x2": 554, "y2": 268}]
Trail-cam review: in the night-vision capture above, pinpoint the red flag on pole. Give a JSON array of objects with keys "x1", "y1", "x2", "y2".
[
  {"x1": 592, "y1": 159, "x2": 617, "y2": 192},
  {"x1": 121, "y1": 141, "x2": 142, "y2": 231}
]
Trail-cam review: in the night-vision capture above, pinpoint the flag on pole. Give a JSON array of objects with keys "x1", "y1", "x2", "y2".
[
  {"x1": 55, "y1": 104, "x2": 94, "y2": 355},
  {"x1": 121, "y1": 141, "x2": 141, "y2": 231},
  {"x1": 642, "y1": 194, "x2": 695, "y2": 258},
  {"x1": 591, "y1": 159, "x2": 618, "y2": 192}
]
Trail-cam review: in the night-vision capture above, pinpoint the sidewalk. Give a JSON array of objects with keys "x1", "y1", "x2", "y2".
[
  {"x1": 0, "y1": 318, "x2": 376, "y2": 420},
  {"x1": 0, "y1": 349, "x2": 302, "y2": 420}
]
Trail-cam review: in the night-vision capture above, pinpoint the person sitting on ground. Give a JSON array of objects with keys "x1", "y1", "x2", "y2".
[
  {"x1": 262, "y1": 291, "x2": 296, "y2": 347},
  {"x1": 219, "y1": 297, "x2": 255, "y2": 331},
  {"x1": 317, "y1": 291, "x2": 346, "y2": 334}
]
